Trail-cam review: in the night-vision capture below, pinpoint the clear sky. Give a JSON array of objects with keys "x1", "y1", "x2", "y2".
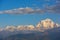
[{"x1": 0, "y1": 0, "x2": 60, "y2": 28}]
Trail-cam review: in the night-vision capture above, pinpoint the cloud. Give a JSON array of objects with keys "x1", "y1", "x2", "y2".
[
  {"x1": 0, "y1": 5, "x2": 60, "y2": 14},
  {"x1": 45, "y1": 4, "x2": 60, "y2": 13},
  {"x1": 41, "y1": 0, "x2": 60, "y2": 13},
  {"x1": 0, "y1": 0, "x2": 60, "y2": 14},
  {"x1": 0, "y1": 7, "x2": 45, "y2": 14}
]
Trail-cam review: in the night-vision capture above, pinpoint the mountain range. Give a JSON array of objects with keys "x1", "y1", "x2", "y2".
[{"x1": 0, "y1": 18, "x2": 60, "y2": 40}]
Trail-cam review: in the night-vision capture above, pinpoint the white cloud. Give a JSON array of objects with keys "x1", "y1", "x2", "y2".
[
  {"x1": 0, "y1": 5, "x2": 60, "y2": 14},
  {"x1": 0, "y1": 7, "x2": 45, "y2": 14}
]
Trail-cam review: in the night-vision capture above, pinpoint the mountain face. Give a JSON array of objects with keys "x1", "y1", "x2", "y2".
[
  {"x1": 36, "y1": 18, "x2": 60, "y2": 31},
  {"x1": 0, "y1": 27, "x2": 60, "y2": 40}
]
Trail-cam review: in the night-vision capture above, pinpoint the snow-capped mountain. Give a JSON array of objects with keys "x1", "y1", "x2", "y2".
[
  {"x1": 0, "y1": 18, "x2": 60, "y2": 38},
  {"x1": 0, "y1": 18, "x2": 60, "y2": 32},
  {"x1": 36, "y1": 18, "x2": 60, "y2": 31}
]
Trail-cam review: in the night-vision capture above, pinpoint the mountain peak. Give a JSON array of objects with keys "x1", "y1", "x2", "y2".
[{"x1": 36, "y1": 18, "x2": 60, "y2": 31}]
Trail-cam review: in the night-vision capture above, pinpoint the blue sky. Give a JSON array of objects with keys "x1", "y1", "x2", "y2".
[{"x1": 0, "y1": 0, "x2": 60, "y2": 28}]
